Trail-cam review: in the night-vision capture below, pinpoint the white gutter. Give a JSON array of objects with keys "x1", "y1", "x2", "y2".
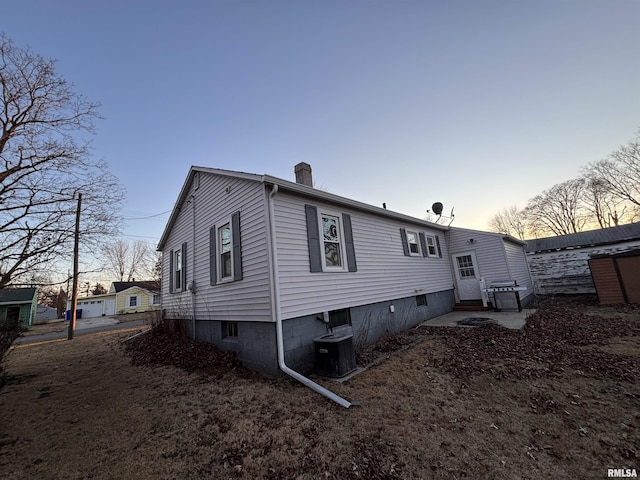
[{"x1": 267, "y1": 184, "x2": 351, "y2": 408}]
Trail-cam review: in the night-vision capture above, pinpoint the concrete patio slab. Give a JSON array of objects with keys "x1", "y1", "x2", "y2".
[{"x1": 421, "y1": 308, "x2": 536, "y2": 330}]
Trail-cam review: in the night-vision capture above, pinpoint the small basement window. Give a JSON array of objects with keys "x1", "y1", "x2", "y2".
[
  {"x1": 222, "y1": 321, "x2": 238, "y2": 339},
  {"x1": 328, "y1": 308, "x2": 351, "y2": 329},
  {"x1": 416, "y1": 294, "x2": 428, "y2": 307}
]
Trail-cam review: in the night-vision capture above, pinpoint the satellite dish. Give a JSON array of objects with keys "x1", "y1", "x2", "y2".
[{"x1": 431, "y1": 202, "x2": 444, "y2": 216}]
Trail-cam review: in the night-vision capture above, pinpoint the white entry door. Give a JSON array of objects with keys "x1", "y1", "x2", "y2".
[{"x1": 452, "y1": 251, "x2": 481, "y2": 300}]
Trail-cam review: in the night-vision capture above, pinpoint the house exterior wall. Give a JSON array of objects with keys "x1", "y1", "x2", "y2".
[
  {"x1": 115, "y1": 287, "x2": 160, "y2": 314},
  {"x1": 161, "y1": 173, "x2": 273, "y2": 324},
  {"x1": 194, "y1": 319, "x2": 279, "y2": 375},
  {"x1": 526, "y1": 239, "x2": 640, "y2": 295},
  {"x1": 28, "y1": 294, "x2": 37, "y2": 326},
  {"x1": 1, "y1": 305, "x2": 20, "y2": 327},
  {"x1": 76, "y1": 295, "x2": 114, "y2": 318},
  {"x1": 447, "y1": 229, "x2": 508, "y2": 284},
  {"x1": 161, "y1": 176, "x2": 458, "y2": 375},
  {"x1": 447, "y1": 228, "x2": 533, "y2": 304},
  {"x1": 273, "y1": 191, "x2": 454, "y2": 320},
  {"x1": 192, "y1": 290, "x2": 454, "y2": 376},
  {"x1": 503, "y1": 240, "x2": 535, "y2": 301},
  {"x1": 162, "y1": 170, "x2": 549, "y2": 376},
  {"x1": 282, "y1": 290, "x2": 454, "y2": 374},
  {"x1": 0, "y1": 300, "x2": 36, "y2": 327},
  {"x1": 36, "y1": 305, "x2": 59, "y2": 323}
]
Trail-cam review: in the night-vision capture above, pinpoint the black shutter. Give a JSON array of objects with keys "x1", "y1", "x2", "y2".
[
  {"x1": 209, "y1": 226, "x2": 217, "y2": 285},
  {"x1": 400, "y1": 228, "x2": 410, "y2": 256},
  {"x1": 435, "y1": 235, "x2": 442, "y2": 258},
  {"x1": 419, "y1": 232, "x2": 429, "y2": 257},
  {"x1": 342, "y1": 213, "x2": 357, "y2": 272},
  {"x1": 181, "y1": 242, "x2": 187, "y2": 290},
  {"x1": 305, "y1": 205, "x2": 323, "y2": 272},
  {"x1": 169, "y1": 249, "x2": 174, "y2": 293},
  {"x1": 232, "y1": 211, "x2": 243, "y2": 281}
]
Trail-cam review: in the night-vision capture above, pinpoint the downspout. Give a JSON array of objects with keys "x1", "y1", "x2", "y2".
[{"x1": 267, "y1": 184, "x2": 351, "y2": 408}]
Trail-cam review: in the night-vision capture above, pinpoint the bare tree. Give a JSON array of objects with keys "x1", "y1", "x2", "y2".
[
  {"x1": 584, "y1": 132, "x2": 640, "y2": 221},
  {"x1": 580, "y1": 175, "x2": 631, "y2": 228},
  {"x1": 0, "y1": 34, "x2": 122, "y2": 288},
  {"x1": 103, "y1": 239, "x2": 156, "y2": 282},
  {"x1": 487, "y1": 205, "x2": 528, "y2": 240},
  {"x1": 524, "y1": 179, "x2": 589, "y2": 237}
]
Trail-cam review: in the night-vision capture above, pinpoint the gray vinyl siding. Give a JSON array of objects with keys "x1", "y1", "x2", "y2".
[
  {"x1": 161, "y1": 173, "x2": 272, "y2": 322},
  {"x1": 447, "y1": 227, "x2": 534, "y2": 301},
  {"x1": 503, "y1": 240, "x2": 534, "y2": 300},
  {"x1": 447, "y1": 229, "x2": 511, "y2": 282},
  {"x1": 274, "y1": 192, "x2": 453, "y2": 319},
  {"x1": 161, "y1": 192, "x2": 193, "y2": 318}
]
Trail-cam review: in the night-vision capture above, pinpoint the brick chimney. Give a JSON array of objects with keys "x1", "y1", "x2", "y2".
[{"x1": 294, "y1": 162, "x2": 313, "y2": 187}]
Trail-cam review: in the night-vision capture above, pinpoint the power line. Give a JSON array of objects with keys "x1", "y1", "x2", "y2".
[{"x1": 122, "y1": 209, "x2": 171, "y2": 220}]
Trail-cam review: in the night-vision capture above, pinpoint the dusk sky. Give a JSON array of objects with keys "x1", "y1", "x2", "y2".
[{"x1": 3, "y1": 1, "x2": 640, "y2": 254}]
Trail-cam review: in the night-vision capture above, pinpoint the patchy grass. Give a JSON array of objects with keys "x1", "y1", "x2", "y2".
[{"x1": 0, "y1": 297, "x2": 638, "y2": 479}]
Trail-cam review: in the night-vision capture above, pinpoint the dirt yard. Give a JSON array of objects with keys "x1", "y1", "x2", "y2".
[{"x1": 0, "y1": 297, "x2": 638, "y2": 479}]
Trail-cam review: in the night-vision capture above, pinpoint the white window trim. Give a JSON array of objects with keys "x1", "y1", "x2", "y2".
[
  {"x1": 174, "y1": 249, "x2": 183, "y2": 291},
  {"x1": 406, "y1": 230, "x2": 421, "y2": 256},
  {"x1": 126, "y1": 295, "x2": 140, "y2": 308},
  {"x1": 318, "y1": 210, "x2": 348, "y2": 271},
  {"x1": 217, "y1": 218, "x2": 234, "y2": 284},
  {"x1": 425, "y1": 234, "x2": 437, "y2": 257},
  {"x1": 150, "y1": 294, "x2": 161, "y2": 306}
]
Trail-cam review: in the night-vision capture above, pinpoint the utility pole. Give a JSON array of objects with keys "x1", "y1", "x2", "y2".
[{"x1": 68, "y1": 193, "x2": 82, "y2": 340}]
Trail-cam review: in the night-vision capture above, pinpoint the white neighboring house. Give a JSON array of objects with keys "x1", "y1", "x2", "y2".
[{"x1": 158, "y1": 163, "x2": 534, "y2": 376}]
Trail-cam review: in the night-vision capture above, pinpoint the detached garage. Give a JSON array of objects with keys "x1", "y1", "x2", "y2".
[{"x1": 588, "y1": 249, "x2": 640, "y2": 304}]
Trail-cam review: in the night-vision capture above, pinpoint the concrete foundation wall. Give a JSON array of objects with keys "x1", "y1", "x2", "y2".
[
  {"x1": 282, "y1": 288, "x2": 454, "y2": 374},
  {"x1": 193, "y1": 319, "x2": 280, "y2": 376},
  {"x1": 175, "y1": 288, "x2": 455, "y2": 376}
]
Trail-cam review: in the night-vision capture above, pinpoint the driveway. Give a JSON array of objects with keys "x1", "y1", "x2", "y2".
[{"x1": 13, "y1": 317, "x2": 151, "y2": 345}]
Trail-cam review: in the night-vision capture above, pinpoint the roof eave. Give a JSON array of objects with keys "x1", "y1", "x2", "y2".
[
  {"x1": 262, "y1": 175, "x2": 449, "y2": 231},
  {"x1": 157, "y1": 167, "x2": 264, "y2": 250},
  {"x1": 158, "y1": 166, "x2": 449, "y2": 251}
]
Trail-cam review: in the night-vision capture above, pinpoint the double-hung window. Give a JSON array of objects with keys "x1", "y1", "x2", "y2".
[
  {"x1": 321, "y1": 214, "x2": 343, "y2": 268},
  {"x1": 170, "y1": 242, "x2": 187, "y2": 293},
  {"x1": 210, "y1": 212, "x2": 242, "y2": 285},
  {"x1": 406, "y1": 230, "x2": 420, "y2": 255},
  {"x1": 425, "y1": 235, "x2": 437, "y2": 256},
  {"x1": 174, "y1": 250, "x2": 182, "y2": 290},
  {"x1": 219, "y1": 223, "x2": 232, "y2": 280},
  {"x1": 401, "y1": 229, "x2": 442, "y2": 258},
  {"x1": 304, "y1": 205, "x2": 357, "y2": 273}
]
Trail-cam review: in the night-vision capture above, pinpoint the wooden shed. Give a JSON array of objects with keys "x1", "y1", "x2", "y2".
[{"x1": 588, "y1": 249, "x2": 640, "y2": 304}]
